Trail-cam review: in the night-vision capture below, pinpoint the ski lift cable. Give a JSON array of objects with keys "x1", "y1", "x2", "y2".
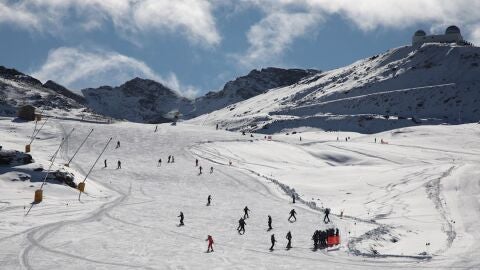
[
  {"x1": 66, "y1": 128, "x2": 93, "y2": 166},
  {"x1": 78, "y1": 137, "x2": 112, "y2": 201},
  {"x1": 50, "y1": 128, "x2": 75, "y2": 162},
  {"x1": 40, "y1": 137, "x2": 64, "y2": 190},
  {"x1": 29, "y1": 117, "x2": 49, "y2": 145}
]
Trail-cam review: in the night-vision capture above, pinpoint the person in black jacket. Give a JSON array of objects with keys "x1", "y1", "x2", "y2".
[
  {"x1": 267, "y1": 215, "x2": 272, "y2": 231},
  {"x1": 178, "y1": 211, "x2": 184, "y2": 226},
  {"x1": 288, "y1": 209, "x2": 297, "y2": 222},
  {"x1": 270, "y1": 234, "x2": 276, "y2": 250},
  {"x1": 286, "y1": 231, "x2": 292, "y2": 249},
  {"x1": 207, "y1": 195, "x2": 212, "y2": 206},
  {"x1": 243, "y1": 206, "x2": 250, "y2": 219}
]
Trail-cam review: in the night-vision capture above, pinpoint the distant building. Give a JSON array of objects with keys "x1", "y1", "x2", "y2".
[
  {"x1": 17, "y1": 105, "x2": 36, "y2": 121},
  {"x1": 412, "y1": 26, "x2": 464, "y2": 46}
]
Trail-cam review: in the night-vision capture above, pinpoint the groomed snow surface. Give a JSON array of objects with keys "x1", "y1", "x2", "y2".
[{"x1": 1, "y1": 117, "x2": 479, "y2": 269}]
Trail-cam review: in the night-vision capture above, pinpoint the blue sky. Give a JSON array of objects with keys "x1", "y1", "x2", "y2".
[{"x1": 1, "y1": 0, "x2": 479, "y2": 97}]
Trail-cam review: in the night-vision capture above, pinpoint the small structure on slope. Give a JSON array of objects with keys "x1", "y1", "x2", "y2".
[{"x1": 17, "y1": 105, "x2": 36, "y2": 121}]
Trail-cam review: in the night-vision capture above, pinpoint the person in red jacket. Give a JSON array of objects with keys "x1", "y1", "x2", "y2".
[{"x1": 206, "y1": 235, "x2": 214, "y2": 252}]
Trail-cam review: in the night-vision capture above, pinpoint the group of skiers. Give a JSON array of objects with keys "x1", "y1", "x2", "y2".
[
  {"x1": 113, "y1": 135, "x2": 338, "y2": 253},
  {"x1": 312, "y1": 228, "x2": 339, "y2": 249},
  {"x1": 103, "y1": 159, "x2": 121, "y2": 169}
]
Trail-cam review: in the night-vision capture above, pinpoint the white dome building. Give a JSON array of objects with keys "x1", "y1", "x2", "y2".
[{"x1": 412, "y1": 26, "x2": 464, "y2": 46}]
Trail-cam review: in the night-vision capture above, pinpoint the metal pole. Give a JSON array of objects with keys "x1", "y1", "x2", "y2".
[
  {"x1": 29, "y1": 117, "x2": 48, "y2": 145},
  {"x1": 78, "y1": 137, "x2": 112, "y2": 201},
  {"x1": 40, "y1": 138, "x2": 63, "y2": 190},
  {"x1": 66, "y1": 128, "x2": 93, "y2": 166},
  {"x1": 50, "y1": 128, "x2": 75, "y2": 161}
]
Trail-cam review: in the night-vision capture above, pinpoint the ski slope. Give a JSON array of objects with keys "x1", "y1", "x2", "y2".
[{"x1": 1, "y1": 117, "x2": 479, "y2": 269}]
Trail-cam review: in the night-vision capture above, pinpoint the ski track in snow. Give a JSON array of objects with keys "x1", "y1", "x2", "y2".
[{"x1": 1, "y1": 119, "x2": 479, "y2": 269}]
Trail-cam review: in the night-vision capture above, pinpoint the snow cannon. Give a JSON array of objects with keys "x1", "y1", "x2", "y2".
[
  {"x1": 34, "y1": 189, "x2": 43, "y2": 203},
  {"x1": 77, "y1": 182, "x2": 85, "y2": 192},
  {"x1": 25, "y1": 144, "x2": 31, "y2": 153}
]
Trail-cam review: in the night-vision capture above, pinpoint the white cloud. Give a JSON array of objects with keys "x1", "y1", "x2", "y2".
[
  {"x1": 0, "y1": 0, "x2": 221, "y2": 46},
  {"x1": 236, "y1": 0, "x2": 480, "y2": 67},
  {"x1": 239, "y1": 11, "x2": 322, "y2": 67},
  {"x1": 32, "y1": 47, "x2": 198, "y2": 98},
  {"x1": 133, "y1": 0, "x2": 220, "y2": 46}
]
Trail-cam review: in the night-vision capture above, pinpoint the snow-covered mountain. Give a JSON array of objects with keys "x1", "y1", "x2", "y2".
[
  {"x1": 190, "y1": 68, "x2": 320, "y2": 117},
  {"x1": 190, "y1": 43, "x2": 480, "y2": 133},
  {"x1": 82, "y1": 77, "x2": 194, "y2": 123},
  {"x1": 0, "y1": 66, "x2": 87, "y2": 118},
  {"x1": 81, "y1": 68, "x2": 319, "y2": 122}
]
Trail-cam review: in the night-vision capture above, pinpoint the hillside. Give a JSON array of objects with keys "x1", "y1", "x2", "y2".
[
  {"x1": 190, "y1": 43, "x2": 480, "y2": 133},
  {"x1": 81, "y1": 68, "x2": 319, "y2": 122},
  {"x1": 0, "y1": 66, "x2": 89, "y2": 119}
]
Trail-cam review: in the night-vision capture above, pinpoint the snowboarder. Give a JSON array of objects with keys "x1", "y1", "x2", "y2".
[
  {"x1": 270, "y1": 234, "x2": 276, "y2": 250},
  {"x1": 243, "y1": 206, "x2": 250, "y2": 219},
  {"x1": 267, "y1": 215, "x2": 272, "y2": 231},
  {"x1": 237, "y1": 217, "x2": 246, "y2": 234},
  {"x1": 207, "y1": 195, "x2": 212, "y2": 206},
  {"x1": 196, "y1": 159, "x2": 199, "y2": 167},
  {"x1": 210, "y1": 166, "x2": 213, "y2": 174},
  {"x1": 199, "y1": 166, "x2": 203, "y2": 175},
  {"x1": 206, "y1": 235, "x2": 214, "y2": 252},
  {"x1": 292, "y1": 194, "x2": 295, "y2": 204},
  {"x1": 286, "y1": 231, "x2": 292, "y2": 249},
  {"x1": 168, "y1": 155, "x2": 171, "y2": 163},
  {"x1": 117, "y1": 160, "x2": 121, "y2": 169},
  {"x1": 324, "y1": 208, "x2": 331, "y2": 223},
  {"x1": 178, "y1": 211, "x2": 184, "y2": 226},
  {"x1": 104, "y1": 159, "x2": 107, "y2": 168},
  {"x1": 158, "y1": 158, "x2": 162, "y2": 167},
  {"x1": 116, "y1": 141, "x2": 120, "y2": 148},
  {"x1": 288, "y1": 209, "x2": 297, "y2": 222}
]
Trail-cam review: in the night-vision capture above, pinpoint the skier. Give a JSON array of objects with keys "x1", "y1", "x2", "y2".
[
  {"x1": 199, "y1": 166, "x2": 203, "y2": 175},
  {"x1": 117, "y1": 160, "x2": 121, "y2": 169},
  {"x1": 237, "y1": 217, "x2": 246, "y2": 234},
  {"x1": 154, "y1": 125, "x2": 158, "y2": 132},
  {"x1": 267, "y1": 215, "x2": 272, "y2": 231},
  {"x1": 375, "y1": 137, "x2": 377, "y2": 143},
  {"x1": 300, "y1": 136, "x2": 302, "y2": 141},
  {"x1": 288, "y1": 209, "x2": 297, "y2": 222},
  {"x1": 207, "y1": 195, "x2": 212, "y2": 206},
  {"x1": 243, "y1": 206, "x2": 250, "y2": 219},
  {"x1": 206, "y1": 235, "x2": 214, "y2": 252},
  {"x1": 168, "y1": 155, "x2": 171, "y2": 163},
  {"x1": 286, "y1": 231, "x2": 292, "y2": 249},
  {"x1": 210, "y1": 166, "x2": 214, "y2": 174},
  {"x1": 312, "y1": 230, "x2": 319, "y2": 249},
  {"x1": 196, "y1": 159, "x2": 199, "y2": 167},
  {"x1": 158, "y1": 158, "x2": 162, "y2": 167},
  {"x1": 171, "y1": 156, "x2": 175, "y2": 163},
  {"x1": 324, "y1": 208, "x2": 331, "y2": 223},
  {"x1": 116, "y1": 141, "x2": 120, "y2": 148},
  {"x1": 104, "y1": 159, "x2": 107, "y2": 168},
  {"x1": 229, "y1": 160, "x2": 232, "y2": 166},
  {"x1": 178, "y1": 211, "x2": 184, "y2": 226},
  {"x1": 292, "y1": 194, "x2": 295, "y2": 204},
  {"x1": 270, "y1": 234, "x2": 276, "y2": 251},
  {"x1": 216, "y1": 124, "x2": 219, "y2": 130}
]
